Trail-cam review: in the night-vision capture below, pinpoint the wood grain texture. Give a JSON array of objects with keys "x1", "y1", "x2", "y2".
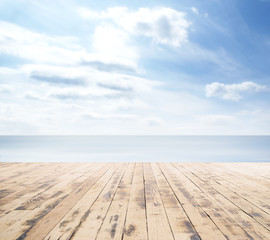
[{"x1": 0, "y1": 162, "x2": 270, "y2": 240}]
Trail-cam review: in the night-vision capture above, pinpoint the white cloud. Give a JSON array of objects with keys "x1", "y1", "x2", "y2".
[
  {"x1": 0, "y1": 21, "x2": 83, "y2": 65},
  {"x1": 79, "y1": 7, "x2": 191, "y2": 47},
  {"x1": 1, "y1": 5, "x2": 269, "y2": 135},
  {"x1": 200, "y1": 115, "x2": 236, "y2": 125},
  {"x1": 23, "y1": 91, "x2": 45, "y2": 101},
  {"x1": 81, "y1": 112, "x2": 137, "y2": 121},
  {"x1": 142, "y1": 117, "x2": 162, "y2": 126},
  {"x1": 205, "y1": 81, "x2": 266, "y2": 101},
  {"x1": 0, "y1": 20, "x2": 140, "y2": 73},
  {"x1": 82, "y1": 54, "x2": 140, "y2": 73},
  {"x1": 20, "y1": 64, "x2": 158, "y2": 93},
  {"x1": 77, "y1": 8, "x2": 100, "y2": 19},
  {"x1": 48, "y1": 87, "x2": 117, "y2": 100},
  {"x1": 101, "y1": 98, "x2": 149, "y2": 111},
  {"x1": 0, "y1": 84, "x2": 13, "y2": 93},
  {"x1": 92, "y1": 24, "x2": 139, "y2": 61},
  {"x1": 191, "y1": 7, "x2": 199, "y2": 15}
]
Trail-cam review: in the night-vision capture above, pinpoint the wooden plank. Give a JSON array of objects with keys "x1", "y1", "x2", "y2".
[
  {"x1": 0, "y1": 163, "x2": 51, "y2": 186},
  {"x1": 0, "y1": 163, "x2": 78, "y2": 208},
  {"x1": 143, "y1": 162, "x2": 174, "y2": 240},
  {"x1": 10, "y1": 163, "x2": 92, "y2": 210},
  {"x1": 0, "y1": 163, "x2": 95, "y2": 232},
  {"x1": 150, "y1": 162, "x2": 200, "y2": 240},
  {"x1": 94, "y1": 163, "x2": 135, "y2": 240},
  {"x1": 179, "y1": 163, "x2": 270, "y2": 230},
  {"x1": 211, "y1": 163, "x2": 270, "y2": 189},
  {"x1": 184, "y1": 163, "x2": 270, "y2": 215},
  {"x1": 122, "y1": 162, "x2": 148, "y2": 240},
  {"x1": 24, "y1": 163, "x2": 112, "y2": 240},
  {"x1": 0, "y1": 162, "x2": 100, "y2": 234},
  {"x1": 171, "y1": 163, "x2": 251, "y2": 240},
  {"x1": 44, "y1": 163, "x2": 120, "y2": 240},
  {"x1": 177, "y1": 163, "x2": 270, "y2": 239},
  {"x1": 0, "y1": 164, "x2": 93, "y2": 233},
  {"x1": 215, "y1": 163, "x2": 270, "y2": 182},
  {"x1": 0, "y1": 189, "x2": 69, "y2": 240},
  {"x1": 0, "y1": 163, "x2": 111, "y2": 240},
  {"x1": 1, "y1": 162, "x2": 270, "y2": 240},
  {"x1": 0, "y1": 162, "x2": 63, "y2": 189},
  {"x1": 158, "y1": 162, "x2": 227, "y2": 240},
  {"x1": 0, "y1": 162, "x2": 94, "y2": 223},
  {"x1": 199, "y1": 163, "x2": 270, "y2": 200},
  {"x1": 172, "y1": 163, "x2": 266, "y2": 239},
  {"x1": 71, "y1": 163, "x2": 128, "y2": 239}
]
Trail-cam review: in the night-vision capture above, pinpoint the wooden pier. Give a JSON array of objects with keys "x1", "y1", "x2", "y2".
[{"x1": 0, "y1": 162, "x2": 270, "y2": 239}]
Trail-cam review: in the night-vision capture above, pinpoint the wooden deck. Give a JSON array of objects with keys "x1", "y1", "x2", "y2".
[{"x1": 0, "y1": 163, "x2": 270, "y2": 240}]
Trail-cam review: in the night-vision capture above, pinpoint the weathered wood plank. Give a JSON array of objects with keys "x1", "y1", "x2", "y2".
[
  {"x1": 173, "y1": 163, "x2": 266, "y2": 240},
  {"x1": 0, "y1": 163, "x2": 92, "y2": 232},
  {"x1": 0, "y1": 163, "x2": 52, "y2": 186},
  {"x1": 44, "y1": 163, "x2": 120, "y2": 240},
  {"x1": 24, "y1": 163, "x2": 112, "y2": 240},
  {"x1": 0, "y1": 162, "x2": 96, "y2": 231},
  {"x1": 122, "y1": 162, "x2": 148, "y2": 240},
  {"x1": 159, "y1": 162, "x2": 227, "y2": 240},
  {"x1": 0, "y1": 163, "x2": 110, "y2": 240},
  {"x1": 176, "y1": 163, "x2": 270, "y2": 239},
  {"x1": 0, "y1": 163, "x2": 79, "y2": 209},
  {"x1": 72, "y1": 163, "x2": 128, "y2": 239},
  {"x1": 0, "y1": 162, "x2": 270, "y2": 240},
  {"x1": 143, "y1": 162, "x2": 174, "y2": 240},
  {"x1": 95, "y1": 163, "x2": 135, "y2": 240},
  {"x1": 185, "y1": 163, "x2": 270, "y2": 215},
  {"x1": 179, "y1": 163, "x2": 270, "y2": 230},
  {"x1": 151, "y1": 162, "x2": 200, "y2": 240},
  {"x1": 200, "y1": 163, "x2": 270, "y2": 200}
]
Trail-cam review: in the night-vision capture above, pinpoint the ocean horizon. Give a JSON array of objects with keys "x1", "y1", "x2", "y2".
[{"x1": 0, "y1": 135, "x2": 269, "y2": 162}]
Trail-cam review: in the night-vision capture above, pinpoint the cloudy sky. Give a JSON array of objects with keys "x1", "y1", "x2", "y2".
[{"x1": 0, "y1": 0, "x2": 270, "y2": 135}]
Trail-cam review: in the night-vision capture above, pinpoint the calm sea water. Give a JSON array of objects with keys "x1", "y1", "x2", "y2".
[{"x1": 0, "y1": 136, "x2": 269, "y2": 162}]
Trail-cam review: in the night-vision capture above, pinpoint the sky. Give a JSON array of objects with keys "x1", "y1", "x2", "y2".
[{"x1": 0, "y1": 0, "x2": 270, "y2": 135}]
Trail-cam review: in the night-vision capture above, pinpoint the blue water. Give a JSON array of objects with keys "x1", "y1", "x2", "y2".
[{"x1": 0, "y1": 136, "x2": 269, "y2": 162}]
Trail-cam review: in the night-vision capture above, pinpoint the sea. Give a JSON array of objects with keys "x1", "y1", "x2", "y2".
[{"x1": 0, "y1": 136, "x2": 269, "y2": 162}]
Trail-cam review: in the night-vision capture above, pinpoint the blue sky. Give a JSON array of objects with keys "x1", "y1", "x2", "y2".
[{"x1": 0, "y1": 0, "x2": 270, "y2": 134}]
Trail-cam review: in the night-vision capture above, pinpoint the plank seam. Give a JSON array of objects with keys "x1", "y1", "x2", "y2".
[
  {"x1": 170, "y1": 162, "x2": 231, "y2": 240},
  {"x1": 177, "y1": 163, "x2": 270, "y2": 233},
  {"x1": 150, "y1": 163, "x2": 175, "y2": 240},
  {"x1": 175, "y1": 163, "x2": 268, "y2": 239},
  {"x1": 94, "y1": 163, "x2": 129, "y2": 240},
  {"x1": 19, "y1": 163, "x2": 111, "y2": 240},
  {"x1": 142, "y1": 162, "x2": 149, "y2": 240},
  {"x1": 121, "y1": 162, "x2": 137, "y2": 240},
  {"x1": 195, "y1": 165, "x2": 270, "y2": 216},
  {"x1": 53, "y1": 163, "x2": 121, "y2": 240},
  {"x1": 157, "y1": 163, "x2": 202, "y2": 240}
]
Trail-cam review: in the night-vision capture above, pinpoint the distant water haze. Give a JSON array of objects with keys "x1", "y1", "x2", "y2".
[{"x1": 0, "y1": 136, "x2": 269, "y2": 162}]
